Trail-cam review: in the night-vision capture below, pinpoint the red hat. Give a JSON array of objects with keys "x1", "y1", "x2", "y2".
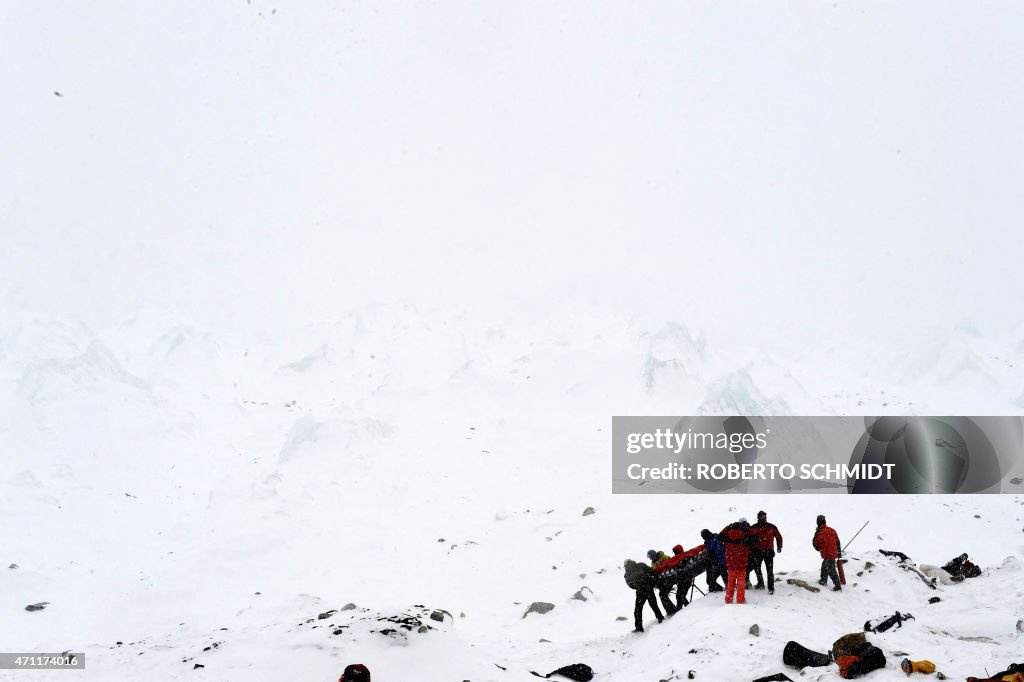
[{"x1": 673, "y1": 544, "x2": 684, "y2": 554}]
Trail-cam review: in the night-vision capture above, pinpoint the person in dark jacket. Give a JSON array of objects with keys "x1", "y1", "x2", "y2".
[
  {"x1": 654, "y1": 543, "x2": 707, "y2": 609},
  {"x1": 812, "y1": 514, "x2": 842, "y2": 591},
  {"x1": 340, "y1": 664, "x2": 371, "y2": 682},
  {"x1": 721, "y1": 518, "x2": 756, "y2": 604},
  {"x1": 701, "y1": 528, "x2": 727, "y2": 592},
  {"x1": 747, "y1": 510, "x2": 783, "y2": 593},
  {"x1": 624, "y1": 558, "x2": 665, "y2": 632},
  {"x1": 647, "y1": 549, "x2": 680, "y2": 616}
]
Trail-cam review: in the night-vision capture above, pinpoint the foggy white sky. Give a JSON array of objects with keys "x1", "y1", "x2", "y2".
[{"x1": 2, "y1": 1, "x2": 1022, "y2": 348}]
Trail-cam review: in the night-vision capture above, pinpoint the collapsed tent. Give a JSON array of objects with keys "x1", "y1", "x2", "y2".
[
  {"x1": 864, "y1": 611, "x2": 915, "y2": 633},
  {"x1": 942, "y1": 553, "x2": 982, "y2": 581},
  {"x1": 879, "y1": 549, "x2": 937, "y2": 589}
]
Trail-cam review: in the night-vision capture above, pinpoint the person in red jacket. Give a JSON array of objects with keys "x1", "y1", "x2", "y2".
[
  {"x1": 748, "y1": 510, "x2": 783, "y2": 594},
  {"x1": 721, "y1": 518, "x2": 756, "y2": 604},
  {"x1": 812, "y1": 514, "x2": 842, "y2": 591}
]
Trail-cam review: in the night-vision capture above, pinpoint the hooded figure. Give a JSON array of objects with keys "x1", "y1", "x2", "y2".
[
  {"x1": 623, "y1": 559, "x2": 664, "y2": 632},
  {"x1": 720, "y1": 519, "x2": 756, "y2": 604},
  {"x1": 812, "y1": 515, "x2": 842, "y2": 591}
]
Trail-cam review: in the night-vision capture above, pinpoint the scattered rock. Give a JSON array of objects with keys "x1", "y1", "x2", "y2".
[
  {"x1": 571, "y1": 587, "x2": 593, "y2": 602},
  {"x1": 25, "y1": 602, "x2": 50, "y2": 612},
  {"x1": 1016, "y1": 619, "x2": 1023, "y2": 634},
  {"x1": 8, "y1": 564, "x2": 17, "y2": 569},
  {"x1": 460, "y1": 612, "x2": 466, "y2": 618},
  {"x1": 616, "y1": 616, "x2": 627, "y2": 621},
  {"x1": 522, "y1": 602, "x2": 555, "y2": 618},
  {"x1": 582, "y1": 506, "x2": 596, "y2": 517},
  {"x1": 193, "y1": 663, "x2": 204, "y2": 669},
  {"x1": 1010, "y1": 477, "x2": 1022, "y2": 485},
  {"x1": 749, "y1": 624, "x2": 760, "y2": 637},
  {"x1": 539, "y1": 638, "x2": 551, "y2": 643},
  {"x1": 974, "y1": 514, "x2": 981, "y2": 519},
  {"x1": 317, "y1": 610, "x2": 336, "y2": 620},
  {"x1": 430, "y1": 610, "x2": 450, "y2": 622},
  {"x1": 864, "y1": 561, "x2": 875, "y2": 570},
  {"x1": 341, "y1": 603, "x2": 357, "y2": 611},
  {"x1": 417, "y1": 625, "x2": 429, "y2": 633},
  {"x1": 786, "y1": 579, "x2": 820, "y2": 593},
  {"x1": 929, "y1": 597, "x2": 942, "y2": 604}
]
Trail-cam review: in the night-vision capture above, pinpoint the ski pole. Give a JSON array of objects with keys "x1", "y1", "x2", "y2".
[{"x1": 842, "y1": 521, "x2": 869, "y2": 553}]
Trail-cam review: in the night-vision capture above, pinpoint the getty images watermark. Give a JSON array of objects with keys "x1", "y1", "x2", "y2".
[{"x1": 611, "y1": 416, "x2": 1024, "y2": 494}]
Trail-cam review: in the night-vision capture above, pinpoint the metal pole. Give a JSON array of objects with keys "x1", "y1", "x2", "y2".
[{"x1": 842, "y1": 521, "x2": 870, "y2": 553}]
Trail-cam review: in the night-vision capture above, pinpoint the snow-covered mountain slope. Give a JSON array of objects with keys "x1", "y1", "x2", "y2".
[{"x1": 1, "y1": 309, "x2": 1023, "y2": 680}]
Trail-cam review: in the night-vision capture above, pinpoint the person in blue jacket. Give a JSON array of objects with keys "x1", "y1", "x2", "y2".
[{"x1": 701, "y1": 528, "x2": 727, "y2": 592}]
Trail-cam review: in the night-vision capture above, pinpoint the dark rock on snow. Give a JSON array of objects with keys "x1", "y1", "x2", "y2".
[{"x1": 522, "y1": 602, "x2": 555, "y2": 618}]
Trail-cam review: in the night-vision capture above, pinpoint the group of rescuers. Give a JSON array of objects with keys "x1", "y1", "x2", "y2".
[{"x1": 623, "y1": 512, "x2": 842, "y2": 632}]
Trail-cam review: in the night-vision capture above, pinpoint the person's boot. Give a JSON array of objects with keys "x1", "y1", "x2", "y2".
[
  {"x1": 818, "y1": 579, "x2": 828, "y2": 586},
  {"x1": 832, "y1": 585, "x2": 842, "y2": 592},
  {"x1": 754, "y1": 583, "x2": 765, "y2": 590},
  {"x1": 633, "y1": 626, "x2": 644, "y2": 634}
]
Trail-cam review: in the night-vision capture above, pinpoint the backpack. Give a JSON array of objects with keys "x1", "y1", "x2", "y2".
[
  {"x1": 836, "y1": 643, "x2": 886, "y2": 679},
  {"x1": 340, "y1": 664, "x2": 371, "y2": 682},
  {"x1": 783, "y1": 641, "x2": 831, "y2": 668},
  {"x1": 832, "y1": 632, "x2": 867, "y2": 659},
  {"x1": 544, "y1": 664, "x2": 594, "y2": 681},
  {"x1": 623, "y1": 561, "x2": 648, "y2": 590}
]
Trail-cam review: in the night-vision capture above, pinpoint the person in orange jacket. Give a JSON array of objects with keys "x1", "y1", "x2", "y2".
[
  {"x1": 721, "y1": 518, "x2": 756, "y2": 604},
  {"x1": 812, "y1": 514, "x2": 842, "y2": 591}
]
